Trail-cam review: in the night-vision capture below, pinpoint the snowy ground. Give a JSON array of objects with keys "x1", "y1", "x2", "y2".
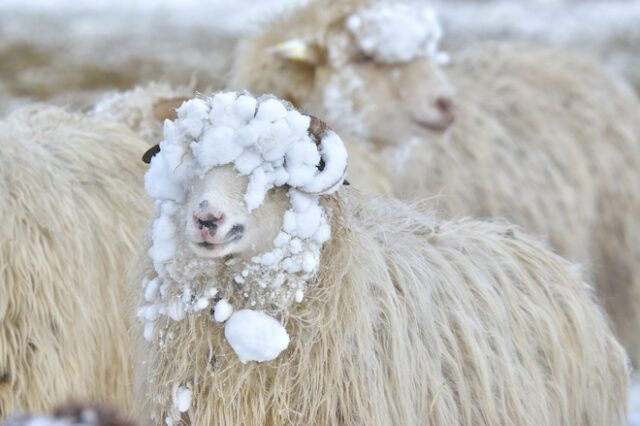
[{"x1": 428, "y1": 0, "x2": 640, "y2": 92}]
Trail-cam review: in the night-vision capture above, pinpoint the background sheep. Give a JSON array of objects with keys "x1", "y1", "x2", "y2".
[
  {"x1": 0, "y1": 106, "x2": 151, "y2": 418},
  {"x1": 132, "y1": 93, "x2": 628, "y2": 426},
  {"x1": 92, "y1": 82, "x2": 195, "y2": 143},
  {"x1": 230, "y1": 0, "x2": 640, "y2": 367}
]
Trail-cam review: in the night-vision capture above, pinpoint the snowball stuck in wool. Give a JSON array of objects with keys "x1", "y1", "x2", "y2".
[
  {"x1": 224, "y1": 309, "x2": 290, "y2": 363},
  {"x1": 139, "y1": 91, "x2": 347, "y2": 365}
]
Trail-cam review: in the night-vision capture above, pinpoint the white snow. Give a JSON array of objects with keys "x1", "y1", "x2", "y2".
[
  {"x1": 630, "y1": 378, "x2": 640, "y2": 426},
  {"x1": 346, "y1": 3, "x2": 448, "y2": 64},
  {"x1": 172, "y1": 384, "x2": 192, "y2": 413},
  {"x1": 4, "y1": 409, "x2": 102, "y2": 426},
  {"x1": 213, "y1": 299, "x2": 234, "y2": 322},
  {"x1": 224, "y1": 309, "x2": 290, "y2": 363}
]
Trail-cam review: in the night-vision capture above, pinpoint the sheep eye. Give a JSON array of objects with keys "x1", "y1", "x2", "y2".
[{"x1": 354, "y1": 51, "x2": 374, "y2": 63}]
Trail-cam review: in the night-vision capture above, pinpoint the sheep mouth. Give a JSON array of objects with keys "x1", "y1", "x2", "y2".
[
  {"x1": 193, "y1": 225, "x2": 245, "y2": 250},
  {"x1": 194, "y1": 237, "x2": 240, "y2": 250},
  {"x1": 412, "y1": 116, "x2": 454, "y2": 133}
]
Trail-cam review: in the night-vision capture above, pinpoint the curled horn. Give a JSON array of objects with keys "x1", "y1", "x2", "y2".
[
  {"x1": 142, "y1": 144, "x2": 160, "y2": 164},
  {"x1": 153, "y1": 96, "x2": 190, "y2": 122},
  {"x1": 299, "y1": 115, "x2": 349, "y2": 194}
]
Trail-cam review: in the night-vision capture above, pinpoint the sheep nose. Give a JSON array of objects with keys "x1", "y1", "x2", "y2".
[
  {"x1": 436, "y1": 97, "x2": 456, "y2": 120},
  {"x1": 195, "y1": 212, "x2": 223, "y2": 232}
]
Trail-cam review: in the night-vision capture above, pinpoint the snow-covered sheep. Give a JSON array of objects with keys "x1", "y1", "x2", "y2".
[
  {"x1": 132, "y1": 92, "x2": 628, "y2": 426},
  {"x1": 95, "y1": 85, "x2": 390, "y2": 195},
  {"x1": 0, "y1": 106, "x2": 151, "y2": 418},
  {"x1": 4, "y1": 402, "x2": 135, "y2": 426},
  {"x1": 230, "y1": 0, "x2": 640, "y2": 366}
]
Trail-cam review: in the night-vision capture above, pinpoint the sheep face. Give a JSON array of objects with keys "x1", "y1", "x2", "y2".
[
  {"x1": 313, "y1": 56, "x2": 456, "y2": 147},
  {"x1": 266, "y1": 4, "x2": 456, "y2": 148},
  {"x1": 184, "y1": 165, "x2": 288, "y2": 260}
]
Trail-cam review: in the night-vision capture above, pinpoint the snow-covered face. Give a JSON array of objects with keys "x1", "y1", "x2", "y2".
[
  {"x1": 184, "y1": 165, "x2": 289, "y2": 259},
  {"x1": 314, "y1": 57, "x2": 456, "y2": 147},
  {"x1": 270, "y1": 3, "x2": 456, "y2": 147}
]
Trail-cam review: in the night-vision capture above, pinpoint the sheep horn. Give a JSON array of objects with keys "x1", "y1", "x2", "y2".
[
  {"x1": 153, "y1": 96, "x2": 190, "y2": 122},
  {"x1": 270, "y1": 39, "x2": 324, "y2": 65},
  {"x1": 298, "y1": 115, "x2": 348, "y2": 194},
  {"x1": 142, "y1": 144, "x2": 160, "y2": 164}
]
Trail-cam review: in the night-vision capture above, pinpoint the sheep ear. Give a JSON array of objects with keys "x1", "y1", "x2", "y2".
[
  {"x1": 153, "y1": 96, "x2": 190, "y2": 122},
  {"x1": 270, "y1": 39, "x2": 325, "y2": 66},
  {"x1": 142, "y1": 144, "x2": 160, "y2": 164}
]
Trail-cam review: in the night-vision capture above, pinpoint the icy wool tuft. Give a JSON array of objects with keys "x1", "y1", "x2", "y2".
[
  {"x1": 346, "y1": 3, "x2": 448, "y2": 64},
  {"x1": 139, "y1": 91, "x2": 346, "y2": 363}
]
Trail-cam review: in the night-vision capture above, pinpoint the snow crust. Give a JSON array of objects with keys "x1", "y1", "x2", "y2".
[
  {"x1": 346, "y1": 3, "x2": 448, "y2": 64},
  {"x1": 4, "y1": 410, "x2": 101, "y2": 426},
  {"x1": 138, "y1": 91, "x2": 346, "y2": 364},
  {"x1": 224, "y1": 309, "x2": 290, "y2": 363},
  {"x1": 213, "y1": 299, "x2": 233, "y2": 322}
]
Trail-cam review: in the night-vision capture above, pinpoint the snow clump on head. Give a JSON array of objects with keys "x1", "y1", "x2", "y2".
[
  {"x1": 346, "y1": 3, "x2": 448, "y2": 64},
  {"x1": 139, "y1": 91, "x2": 348, "y2": 364}
]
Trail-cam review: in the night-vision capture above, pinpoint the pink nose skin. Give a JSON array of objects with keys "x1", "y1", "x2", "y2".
[{"x1": 194, "y1": 210, "x2": 224, "y2": 238}]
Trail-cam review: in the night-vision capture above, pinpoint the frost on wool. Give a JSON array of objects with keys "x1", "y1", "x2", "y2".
[
  {"x1": 138, "y1": 91, "x2": 347, "y2": 363},
  {"x1": 346, "y1": 3, "x2": 449, "y2": 64}
]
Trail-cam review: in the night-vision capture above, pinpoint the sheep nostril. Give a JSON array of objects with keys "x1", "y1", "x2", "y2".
[
  {"x1": 436, "y1": 97, "x2": 456, "y2": 118},
  {"x1": 197, "y1": 217, "x2": 219, "y2": 231}
]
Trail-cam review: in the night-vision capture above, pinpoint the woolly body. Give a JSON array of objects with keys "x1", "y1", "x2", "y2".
[{"x1": 0, "y1": 106, "x2": 151, "y2": 417}]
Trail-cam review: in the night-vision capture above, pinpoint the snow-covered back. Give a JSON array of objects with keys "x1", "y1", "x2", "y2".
[
  {"x1": 225, "y1": 309, "x2": 290, "y2": 363},
  {"x1": 139, "y1": 91, "x2": 346, "y2": 364},
  {"x1": 346, "y1": 3, "x2": 448, "y2": 64}
]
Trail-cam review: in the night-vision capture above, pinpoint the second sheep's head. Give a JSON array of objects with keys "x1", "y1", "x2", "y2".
[{"x1": 234, "y1": 1, "x2": 457, "y2": 147}]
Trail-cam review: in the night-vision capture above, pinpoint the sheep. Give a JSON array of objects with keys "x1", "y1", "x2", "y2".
[
  {"x1": 4, "y1": 402, "x2": 135, "y2": 426},
  {"x1": 91, "y1": 82, "x2": 196, "y2": 143},
  {"x1": 229, "y1": 0, "x2": 640, "y2": 367},
  {"x1": 92, "y1": 84, "x2": 391, "y2": 195},
  {"x1": 0, "y1": 106, "x2": 152, "y2": 418},
  {"x1": 131, "y1": 92, "x2": 628, "y2": 426}
]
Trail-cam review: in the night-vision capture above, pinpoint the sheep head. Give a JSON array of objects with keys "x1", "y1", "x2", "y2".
[
  {"x1": 143, "y1": 92, "x2": 346, "y2": 266},
  {"x1": 238, "y1": 1, "x2": 456, "y2": 147}
]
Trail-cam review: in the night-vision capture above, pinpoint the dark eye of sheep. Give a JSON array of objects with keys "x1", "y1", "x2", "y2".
[{"x1": 354, "y1": 51, "x2": 374, "y2": 63}]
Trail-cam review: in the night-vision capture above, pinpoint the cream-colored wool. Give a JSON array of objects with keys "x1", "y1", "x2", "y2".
[
  {"x1": 0, "y1": 106, "x2": 151, "y2": 418},
  {"x1": 132, "y1": 165, "x2": 628, "y2": 426},
  {"x1": 230, "y1": 0, "x2": 640, "y2": 366}
]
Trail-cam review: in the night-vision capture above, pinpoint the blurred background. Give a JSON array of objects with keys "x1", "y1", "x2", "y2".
[
  {"x1": 1, "y1": 0, "x2": 639, "y2": 422},
  {"x1": 1, "y1": 0, "x2": 639, "y2": 116}
]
